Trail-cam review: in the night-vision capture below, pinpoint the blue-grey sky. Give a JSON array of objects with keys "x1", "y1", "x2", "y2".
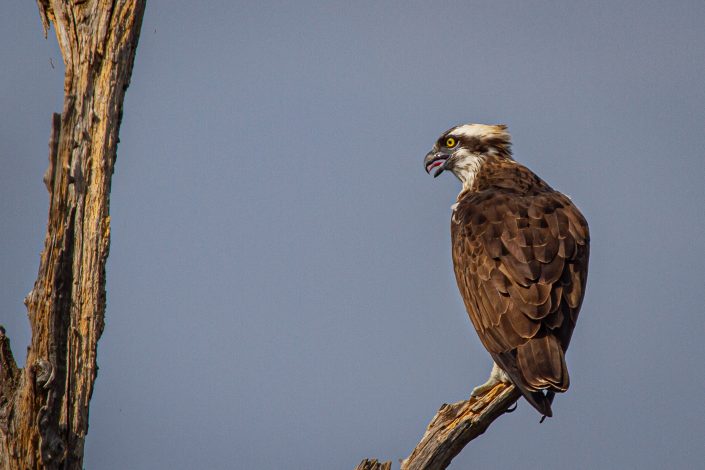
[{"x1": 2, "y1": 1, "x2": 704, "y2": 469}]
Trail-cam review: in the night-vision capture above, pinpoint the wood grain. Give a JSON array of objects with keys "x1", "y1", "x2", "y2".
[{"x1": 0, "y1": 2, "x2": 145, "y2": 468}]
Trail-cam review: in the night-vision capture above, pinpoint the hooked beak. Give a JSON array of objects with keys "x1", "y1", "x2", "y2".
[{"x1": 424, "y1": 151, "x2": 451, "y2": 178}]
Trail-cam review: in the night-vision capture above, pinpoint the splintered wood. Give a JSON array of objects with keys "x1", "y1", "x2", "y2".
[
  {"x1": 0, "y1": 2, "x2": 145, "y2": 469},
  {"x1": 355, "y1": 459, "x2": 392, "y2": 470}
]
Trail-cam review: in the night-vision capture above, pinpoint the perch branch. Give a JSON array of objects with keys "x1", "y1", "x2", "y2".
[{"x1": 356, "y1": 383, "x2": 521, "y2": 470}]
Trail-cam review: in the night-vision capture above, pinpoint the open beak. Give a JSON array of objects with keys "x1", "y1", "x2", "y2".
[{"x1": 424, "y1": 151, "x2": 450, "y2": 178}]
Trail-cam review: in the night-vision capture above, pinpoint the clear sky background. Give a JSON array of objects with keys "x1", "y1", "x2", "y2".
[{"x1": 2, "y1": 1, "x2": 704, "y2": 469}]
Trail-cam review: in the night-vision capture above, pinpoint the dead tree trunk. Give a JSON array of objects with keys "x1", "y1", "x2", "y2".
[{"x1": 0, "y1": 2, "x2": 146, "y2": 468}]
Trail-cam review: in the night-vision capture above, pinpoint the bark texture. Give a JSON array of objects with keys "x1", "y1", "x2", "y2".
[
  {"x1": 0, "y1": 1, "x2": 145, "y2": 469},
  {"x1": 356, "y1": 383, "x2": 521, "y2": 470}
]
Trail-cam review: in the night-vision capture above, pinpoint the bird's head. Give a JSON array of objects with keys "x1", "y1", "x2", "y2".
[{"x1": 424, "y1": 123, "x2": 512, "y2": 182}]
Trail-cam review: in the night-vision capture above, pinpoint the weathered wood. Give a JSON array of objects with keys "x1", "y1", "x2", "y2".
[
  {"x1": 0, "y1": 2, "x2": 146, "y2": 469},
  {"x1": 357, "y1": 383, "x2": 521, "y2": 470},
  {"x1": 0, "y1": 328, "x2": 20, "y2": 436},
  {"x1": 355, "y1": 459, "x2": 392, "y2": 470},
  {"x1": 401, "y1": 383, "x2": 521, "y2": 470}
]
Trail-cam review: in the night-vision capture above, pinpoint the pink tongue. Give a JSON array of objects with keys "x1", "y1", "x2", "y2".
[{"x1": 427, "y1": 160, "x2": 444, "y2": 172}]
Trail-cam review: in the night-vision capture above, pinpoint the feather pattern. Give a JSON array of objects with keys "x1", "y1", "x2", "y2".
[{"x1": 450, "y1": 155, "x2": 590, "y2": 416}]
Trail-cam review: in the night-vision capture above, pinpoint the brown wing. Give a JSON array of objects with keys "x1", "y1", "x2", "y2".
[{"x1": 451, "y1": 184, "x2": 589, "y2": 413}]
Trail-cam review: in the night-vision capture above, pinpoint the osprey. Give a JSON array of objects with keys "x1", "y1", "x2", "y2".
[{"x1": 424, "y1": 124, "x2": 589, "y2": 417}]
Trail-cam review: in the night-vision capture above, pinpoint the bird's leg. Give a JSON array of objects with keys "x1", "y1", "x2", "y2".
[{"x1": 471, "y1": 362, "x2": 511, "y2": 397}]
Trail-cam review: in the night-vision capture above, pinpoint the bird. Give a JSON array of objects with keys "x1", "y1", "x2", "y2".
[{"x1": 424, "y1": 123, "x2": 589, "y2": 418}]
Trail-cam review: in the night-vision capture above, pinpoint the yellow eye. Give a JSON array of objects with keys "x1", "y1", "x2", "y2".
[{"x1": 445, "y1": 137, "x2": 457, "y2": 148}]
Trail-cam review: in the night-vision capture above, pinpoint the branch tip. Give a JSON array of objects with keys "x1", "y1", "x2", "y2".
[{"x1": 354, "y1": 459, "x2": 392, "y2": 470}]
